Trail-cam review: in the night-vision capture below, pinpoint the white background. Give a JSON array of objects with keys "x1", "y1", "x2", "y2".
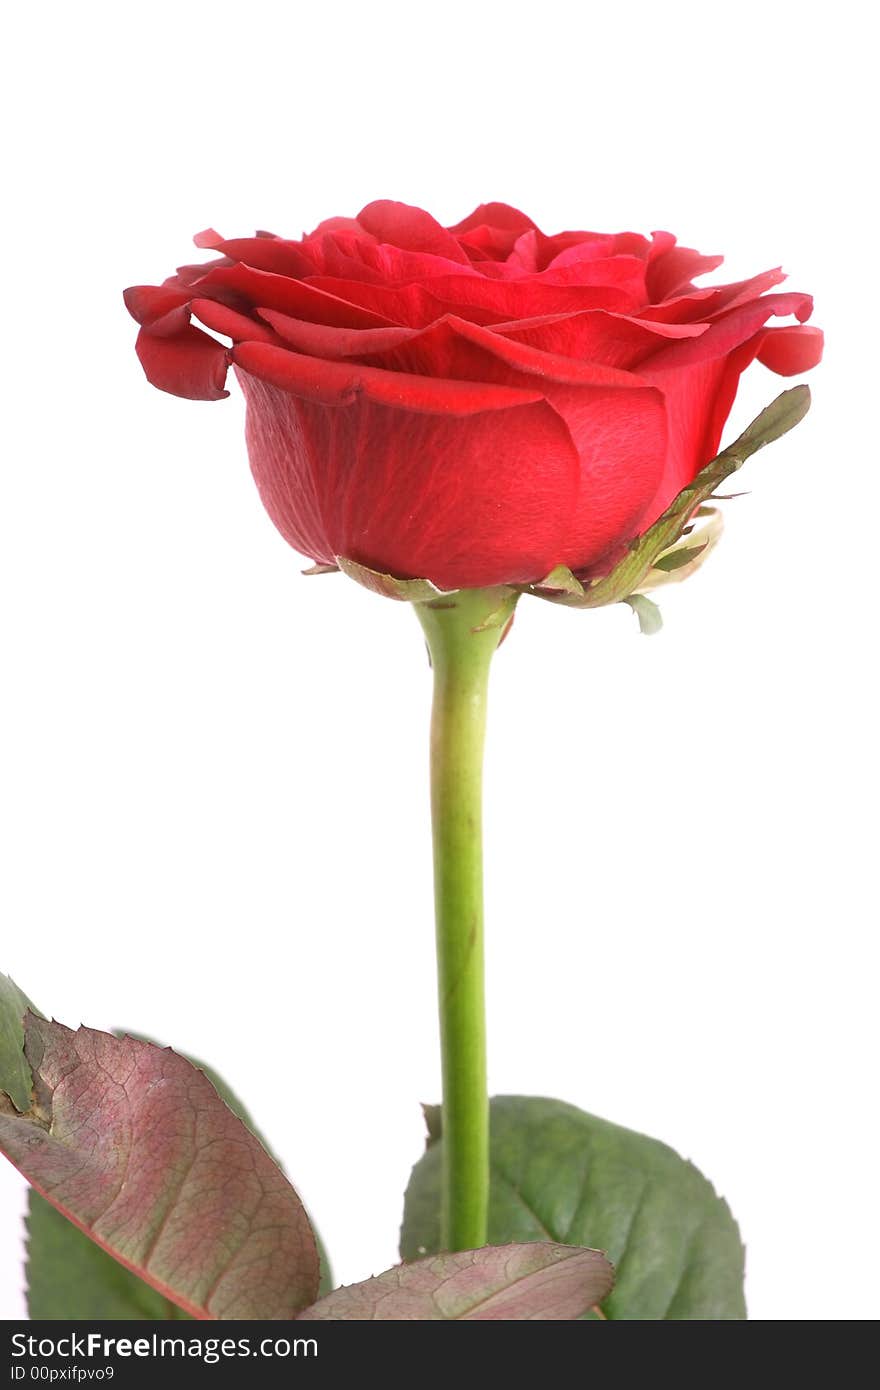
[{"x1": 1, "y1": 0, "x2": 876, "y2": 1322}]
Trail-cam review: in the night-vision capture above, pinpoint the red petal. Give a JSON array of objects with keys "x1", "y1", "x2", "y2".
[
  {"x1": 202, "y1": 236, "x2": 315, "y2": 277},
  {"x1": 231, "y1": 341, "x2": 544, "y2": 414},
  {"x1": 351, "y1": 238, "x2": 482, "y2": 282},
  {"x1": 123, "y1": 284, "x2": 191, "y2": 329},
  {"x1": 308, "y1": 215, "x2": 365, "y2": 237},
  {"x1": 757, "y1": 325, "x2": 824, "y2": 375},
  {"x1": 639, "y1": 356, "x2": 730, "y2": 516},
  {"x1": 349, "y1": 314, "x2": 652, "y2": 391},
  {"x1": 236, "y1": 369, "x2": 581, "y2": 589},
  {"x1": 641, "y1": 267, "x2": 787, "y2": 323},
  {"x1": 193, "y1": 228, "x2": 224, "y2": 249},
  {"x1": 639, "y1": 304, "x2": 821, "y2": 520},
  {"x1": 546, "y1": 381, "x2": 668, "y2": 574},
  {"x1": 134, "y1": 324, "x2": 229, "y2": 401},
  {"x1": 447, "y1": 203, "x2": 538, "y2": 236},
  {"x1": 356, "y1": 200, "x2": 472, "y2": 264},
  {"x1": 234, "y1": 351, "x2": 668, "y2": 586},
  {"x1": 190, "y1": 261, "x2": 397, "y2": 328},
  {"x1": 302, "y1": 273, "x2": 641, "y2": 328},
  {"x1": 647, "y1": 245, "x2": 724, "y2": 300},
  {"x1": 191, "y1": 298, "x2": 281, "y2": 345},
  {"x1": 496, "y1": 308, "x2": 708, "y2": 370},
  {"x1": 641, "y1": 291, "x2": 815, "y2": 371},
  {"x1": 255, "y1": 310, "x2": 417, "y2": 358}
]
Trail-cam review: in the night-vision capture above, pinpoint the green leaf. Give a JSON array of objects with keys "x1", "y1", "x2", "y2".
[
  {"x1": 0, "y1": 974, "x2": 41, "y2": 1114},
  {"x1": 24, "y1": 1031, "x2": 332, "y2": 1317},
  {"x1": 624, "y1": 594, "x2": 663, "y2": 635},
  {"x1": 298, "y1": 1243, "x2": 614, "y2": 1320},
  {"x1": 401, "y1": 1096, "x2": 746, "y2": 1320}
]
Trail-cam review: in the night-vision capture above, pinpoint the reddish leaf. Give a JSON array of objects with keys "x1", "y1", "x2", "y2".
[
  {"x1": 298, "y1": 1243, "x2": 613, "y2": 1320},
  {"x1": 0, "y1": 1015, "x2": 319, "y2": 1320}
]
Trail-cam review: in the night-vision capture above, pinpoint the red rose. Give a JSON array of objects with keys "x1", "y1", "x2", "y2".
[{"x1": 125, "y1": 200, "x2": 822, "y2": 591}]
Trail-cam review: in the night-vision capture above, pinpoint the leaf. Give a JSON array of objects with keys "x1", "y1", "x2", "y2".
[
  {"x1": 0, "y1": 974, "x2": 41, "y2": 1114},
  {"x1": 522, "y1": 386, "x2": 810, "y2": 611},
  {"x1": 623, "y1": 594, "x2": 663, "y2": 635},
  {"x1": 0, "y1": 1015, "x2": 319, "y2": 1319},
  {"x1": 298, "y1": 1243, "x2": 613, "y2": 1320},
  {"x1": 124, "y1": 1031, "x2": 331, "y2": 1290},
  {"x1": 401, "y1": 1096, "x2": 746, "y2": 1320},
  {"x1": 26, "y1": 1035, "x2": 333, "y2": 1317},
  {"x1": 26, "y1": 1194, "x2": 190, "y2": 1320}
]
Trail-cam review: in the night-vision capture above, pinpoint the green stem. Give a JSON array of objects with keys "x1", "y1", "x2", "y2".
[{"x1": 415, "y1": 586, "x2": 518, "y2": 1251}]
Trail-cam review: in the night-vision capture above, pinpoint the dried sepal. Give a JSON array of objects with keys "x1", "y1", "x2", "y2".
[
  {"x1": 336, "y1": 556, "x2": 456, "y2": 604},
  {"x1": 624, "y1": 593, "x2": 663, "y2": 635}
]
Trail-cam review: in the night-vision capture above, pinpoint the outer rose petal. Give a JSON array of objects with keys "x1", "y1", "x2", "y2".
[
  {"x1": 234, "y1": 338, "x2": 668, "y2": 586},
  {"x1": 638, "y1": 355, "x2": 731, "y2": 515},
  {"x1": 640, "y1": 316, "x2": 822, "y2": 519},
  {"x1": 757, "y1": 325, "x2": 824, "y2": 375},
  {"x1": 235, "y1": 369, "x2": 583, "y2": 589},
  {"x1": 124, "y1": 284, "x2": 191, "y2": 329},
  {"x1": 197, "y1": 236, "x2": 315, "y2": 277},
  {"x1": 640, "y1": 291, "x2": 814, "y2": 372},
  {"x1": 251, "y1": 314, "x2": 671, "y2": 560},
  {"x1": 133, "y1": 323, "x2": 229, "y2": 401},
  {"x1": 640, "y1": 268, "x2": 787, "y2": 323}
]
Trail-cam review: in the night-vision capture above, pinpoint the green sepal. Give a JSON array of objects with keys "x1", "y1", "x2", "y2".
[{"x1": 652, "y1": 543, "x2": 709, "y2": 573}]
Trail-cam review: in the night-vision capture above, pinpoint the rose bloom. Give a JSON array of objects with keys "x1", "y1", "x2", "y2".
[{"x1": 125, "y1": 201, "x2": 822, "y2": 591}]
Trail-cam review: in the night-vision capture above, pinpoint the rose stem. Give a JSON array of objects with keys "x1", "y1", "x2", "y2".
[{"x1": 415, "y1": 586, "x2": 519, "y2": 1251}]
